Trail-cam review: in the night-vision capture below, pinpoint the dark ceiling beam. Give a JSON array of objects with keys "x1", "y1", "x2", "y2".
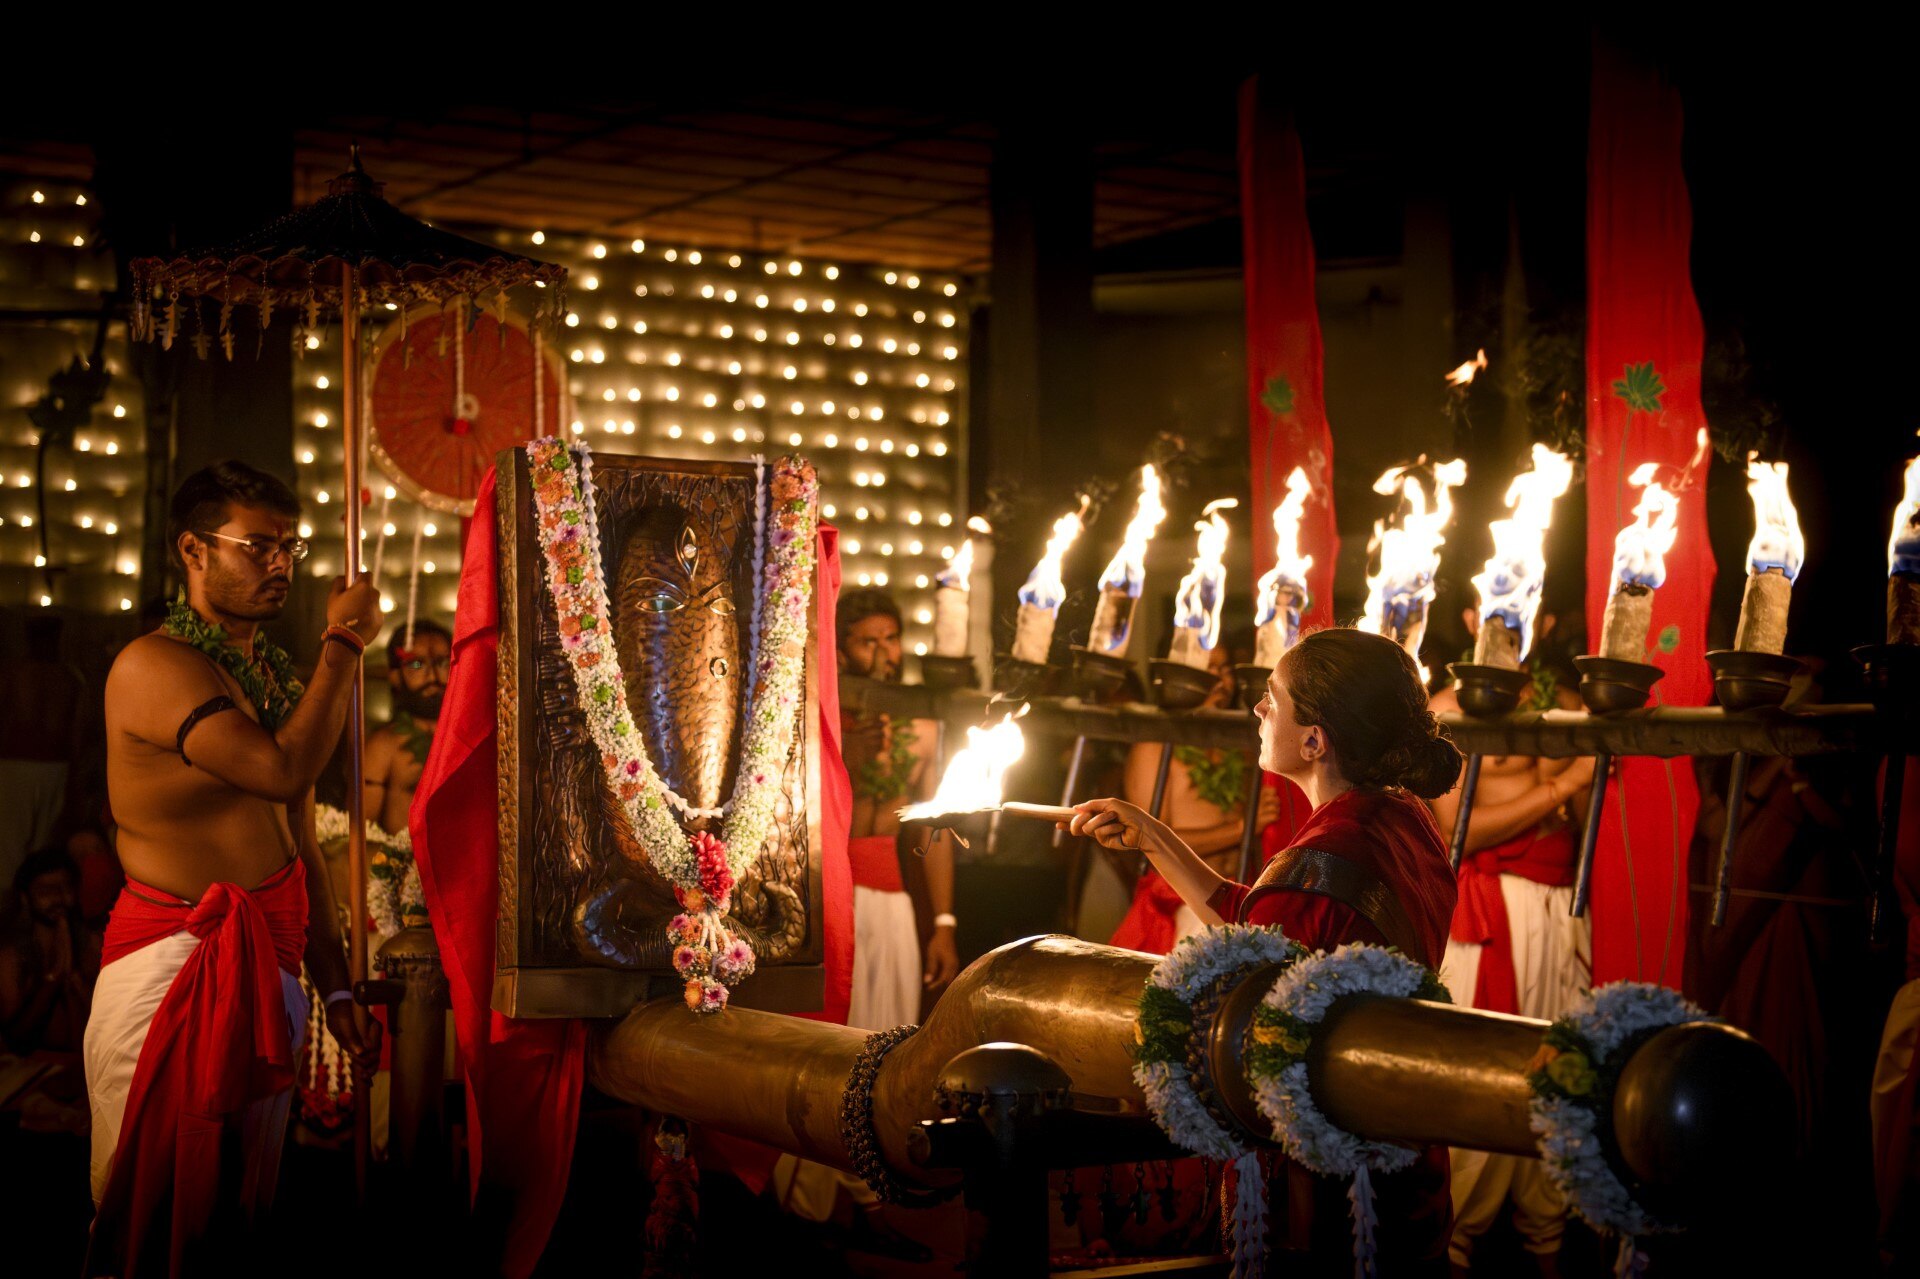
[{"x1": 389, "y1": 106, "x2": 675, "y2": 209}]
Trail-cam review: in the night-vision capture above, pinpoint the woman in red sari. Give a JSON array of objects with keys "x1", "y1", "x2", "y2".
[{"x1": 1070, "y1": 628, "x2": 1462, "y2": 1275}]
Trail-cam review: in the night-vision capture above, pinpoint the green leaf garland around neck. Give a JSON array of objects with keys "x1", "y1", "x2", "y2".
[{"x1": 163, "y1": 598, "x2": 304, "y2": 730}]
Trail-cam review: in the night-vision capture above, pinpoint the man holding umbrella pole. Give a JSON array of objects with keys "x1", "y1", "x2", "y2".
[{"x1": 84, "y1": 462, "x2": 383, "y2": 1274}]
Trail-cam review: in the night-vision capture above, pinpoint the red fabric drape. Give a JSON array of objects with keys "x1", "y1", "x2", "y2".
[
  {"x1": 411, "y1": 470, "x2": 852, "y2": 1268},
  {"x1": 87, "y1": 861, "x2": 309, "y2": 1278},
  {"x1": 1583, "y1": 41, "x2": 1712, "y2": 988},
  {"x1": 1240, "y1": 76, "x2": 1338, "y2": 630}
]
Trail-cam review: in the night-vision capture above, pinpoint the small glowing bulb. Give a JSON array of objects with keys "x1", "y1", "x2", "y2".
[
  {"x1": 723, "y1": 290, "x2": 738, "y2": 304},
  {"x1": 631, "y1": 238, "x2": 646, "y2": 252},
  {"x1": 602, "y1": 315, "x2": 618, "y2": 329},
  {"x1": 854, "y1": 473, "x2": 870, "y2": 488},
  {"x1": 121, "y1": 598, "x2": 133, "y2": 611},
  {"x1": 847, "y1": 538, "x2": 862, "y2": 553},
  {"x1": 732, "y1": 427, "x2": 748, "y2": 442},
  {"x1": 531, "y1": 230, "x2": 546, "y2": 245},
  {"x1": 882, "y1": 338, "x2": 898, "y2": 354},
  {"x1": 31, "y1": 190, "x2": 45, "y2": 203},
  {"x1": 868, "y1": 407, "x2": 884, "y2": 421},
  {"x1": 909, "y1": 539, "x2": 924, "y2": 554},
  {"x1": 943, "y1": 283, "x2": 958, "y2": 297},
  {"x1": 823, "y1": 503, "x2": 838, "y2": 518},
  {"x1": 703, "y1": 393, "x2": 718, "y2": 408},
  {"x1": 849, "y1": 334, "x2": 863, "y2": 348},
  {"x1": 701, "y1": 285, "x2": 715, "y2": 299},
  {"x1": 754, "y1": 294, "x2": 769, "y2": 308},
  {"x1": 634, "y1": 321, "x2": 649, "y2": 334},
  {"x1": 300, "y1": 450, "x2": 315, "y2": 464},
  {"x1": 884, "y1": 272, "x2": 898, "y2": 285},
  {"x1": 72, "y1": 234, "x2": 85, "y2": 247},
  {"x1": 667, "y1": 351, "x2": 682, "y2": 366},
  {"x1": 916, "y1": 574, "x2": 932, "y2": 590},
  {"x1": 821, "y1": 400, "x2": 836, "y2": 414},
  {"x1": 664, "y1": 249, "x2": 678, "y2": 262},
  {"x1": 28, "y1": 232, "x2": 40, "y2": 243},
  {"x1": 855, "y1": 437, "x2": 870, "y2": 451},
  {"x1": 854, "y1": 509, "x2": 869, "y2": 523},
  {"x1": 667, "y1": 425, "x2": 683, "y2": 439},
  {"x1": 701, "y1": 430, "x2": 716, "y2": 444},
  {"x1": 571, "y1": 421, "x2": 585, "y2": 436},
  {"x1": 602, "y1": 389, "x2": 617, "y2": 402},
  {"x1": 785, "y1": 331, "x2": 800, "y2": 345},
  {"x1": 687, "y1": 250, "x2": 702, "y2": 265},
  {"x1": 916, "y1": 608, "x2": 933, "y2": 624},
  {"x1": 783, "y1": 366, "x2": 797, "y2": 380},
  {"x1": 876, "y1": 571, "x2": 890, "y2": 585},
  {"x1": 35, "y1": 553, "x2": 47, "y2": 565},
  {"x1": 105, "y1": 521, "x2": 119, "y2": 534},
  {"x1": 665, "y1": 387, "x2": 680, "y2": 401},
  {"x1": 728, "y1": 254, "x2": 742, "y2": 268},
  {"x1": 18, "y1": 516, "x2": 31, "y2": 526},
  {"x1": 627, "y1": 387, "x2": 642, "y2": 402},
  {"x1": 383, "y1": 522, "x2": 398, "y2": 536},
  {"x1": 853, "y1": 371, "x2": 868, "y2": 385},
  {"x1": 857, "y1": 572, "x2": 872, "y2": 586},
  {"x1": 941, "y1": 545, "x2": 955, "y2": 560},
  {"x1": 299, "y1": 522, "x2": 314, "y2": 538},
  {"x1": 788, "y1": 261, "x2": 802, "y2": 276},
  {"x1": 905, "y1": 443, "x2": 920, "y2": 457},
  {"x1": 788, "y1": 431, "x2": 803, "y2": 445},
  {"x1": 764, "y1": 262, "x2": 778, "y2": 275},
  {"x1": 38, "y1": 594, "x2": 50, "y2": 607},
  {"x1": 384, "y1": 485, "x2": 398, "y2": 500},
  {"x1": 621, "y1": 420, "x2": 636, "y2": 435},
  {"x1": 570, "y1": 348, "x2": 585, "y2": 362},
  {"x1": 105, "y1": 441, "x2": 119, "y2": 455},
  {"x1": 423, "y1": 561, "x2": 437, "y2": 573},
  {"x1": 825, "y1": 265, "x2": 840, "y2": 280},
  {"x1": 424, "y1": 523, "x2": 438, "y2": 537},
  {"x1": 63, "y1": 479, "x2": 76, "y2": 492},
  {"x1": 790, "y1": 401, "x2": 805, "y2": 415},
  {"x1": 793, "y1": 298, "x2": 808, "y2": 312},
  {"x1": 727, "y1": 360, "x2": 743, "y2": 375},
  {"x1": 824, "y1": 433, "x2": 839, "y2": 448},
  {"x1": 751, "y1": 393, "x2": 767, "y2": 409},
  {"x1": 306, "y1": 335, "x2": 321, "y2": 350},
  {"x1": 854, "y1": 303, "x2": 869, "y2": 317},
  {"x1": 940, "y1": 314, "x2": 957, "y2": 328},
  {"x1": 316, "y1": 490, "x2": 331, "y2": 503},
  {"x1": 583, "y1": 276, "x2": 599, "y2": 290},
  {"x1": 77, "y1": 438, "x2": 91, "y2": 452},
  {"x1": 589, "y1": 349, "x2": 605, "y2": 364},
  {"x1": 938, "y1": 513, "x2": 954, "y2": 527},
  {"x1": 880, "y1": 439, "x2": 895, "y2": 453},
  {"x1": 753, "y1": 329, "x2": 767, "y2": 342},
  {"x1": 821, "y1": 299, "x2": 836, "y2": 313}
]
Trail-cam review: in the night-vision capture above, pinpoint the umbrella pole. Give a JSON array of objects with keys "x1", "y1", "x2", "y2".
[{"x1": 340, "y1": 264, "x2": 372, "y2": 1205}]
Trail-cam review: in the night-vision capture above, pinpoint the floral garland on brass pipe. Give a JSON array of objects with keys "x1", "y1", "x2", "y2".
[{"x1": 525, "y1": 437, "x2": 818, "y2": 1011}]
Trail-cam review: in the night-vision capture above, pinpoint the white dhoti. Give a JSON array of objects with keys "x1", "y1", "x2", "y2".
[
  {"x1": 1441, "y1": 872, "x2": 1590, "y2": 1266},
  {"x1": 84, "y1": 929, "x2": 308, "y2": 1207},
  {"x1": 775, "y1": 883, "x2": 923, "y2": 1221}
]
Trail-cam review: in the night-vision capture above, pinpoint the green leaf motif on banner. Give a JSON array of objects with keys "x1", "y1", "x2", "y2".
[
  {"x1": 1613, "y1": 362, "x2": 1666, "y2": 415},
  {"x1": 1657, "y1": 624, "x2": 1681, "y2": 654},
  {"x1": 1262, "y1": 374, "x2": 1296, "y2": 418}
]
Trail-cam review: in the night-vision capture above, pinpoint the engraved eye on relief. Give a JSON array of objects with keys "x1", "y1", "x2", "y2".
[
  {"x1": 708, "y1": 597, "x2": 737, "y2": 616},
  {"x1": 710, "y1": 656, "x2": 730, "y2": 678},
  {"x1": 678, "y1": 525, "x2": 699, "y2": 576},
  {"x1": 631, "y1": 576, "x2": 686, "y2": 614}
]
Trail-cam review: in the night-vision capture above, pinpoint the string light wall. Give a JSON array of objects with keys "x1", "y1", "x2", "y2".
[
  {"x1": 293, "y1": 228, "x2": 972, "y2": 655},
  {"x1": 1, "y1": 177, "x2": 145, "y2": 615}
]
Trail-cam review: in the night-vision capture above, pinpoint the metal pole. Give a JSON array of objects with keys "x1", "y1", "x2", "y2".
[
  {"x1": 1052, "y1": 735, "x2": 1087, "y2": 850},
  {"x1": 1234, "y1": 759, "x2": 1263, "y2": 884},
  {"x1": 1570, "y1": 754, "x2": 1612, "y2": 918},
  {"x1": 339, "y1": 263, "x2": 372, "y2": 1201},
  {"x1": 1147, "y1": 743, "x2": 1175, "y2": 820},
  {"x1": 1709, "y1": 753, "x2": 1751, "y2": 927},
  {"x1": 1874, "y1": 752, "x2": 1907, "y2": 943},
  {"x1": 1449, "y1": 754, "x2": 1485, "y2": 871}
]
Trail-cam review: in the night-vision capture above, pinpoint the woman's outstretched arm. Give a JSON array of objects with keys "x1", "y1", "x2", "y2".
[{"x1": 1066, "y1": 797, "x2": 1232, "y2": 927}]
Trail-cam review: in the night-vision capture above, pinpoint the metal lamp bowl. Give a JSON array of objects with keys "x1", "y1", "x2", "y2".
[
  {"x1": 1704, "y1": 649, "x2": 1801, "y2": 712},
  {"x1": 919, "y1": 652, "x2": 979, "y2": 692},
  {"x1": 992, "y1": 653, "x2": 1057, "y2": 698},
  {"x1": 1068, "y1": 645, "x2": 1135, "y2": 700},
  {"x1": 1445, "y1": 662, "x2": 1534, "y2": 718},
  {"x1": 1232, "y1": 663, "x2": 1273, "y2": 714},
  {"x1": 1573, "y1": 655, "x2": 1665, "y2": 715},
  {"x1": 1147, "y1": 658, "x2": 1216, "y2": 711}
]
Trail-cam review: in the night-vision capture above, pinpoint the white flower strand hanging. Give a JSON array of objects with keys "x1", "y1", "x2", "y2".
[{"x1": 525, "y1": 437, "x2": 818, "y2": 1012}]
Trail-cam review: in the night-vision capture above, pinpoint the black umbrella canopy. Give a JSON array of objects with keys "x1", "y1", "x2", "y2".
[{"x1": 128, "y1": 149, "x2": 567, "y2": 350}]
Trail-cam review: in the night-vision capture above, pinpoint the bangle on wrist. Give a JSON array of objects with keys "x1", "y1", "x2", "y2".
[
  {"x1": 322, "y1": 625, "x2": 366, "y2": 656},
  {"x1": 324, "y1": 989, "x2": 354, "y2": 1008},
  {"x1": 932, "y1": 913, "x2": 957, "y2": 930}
]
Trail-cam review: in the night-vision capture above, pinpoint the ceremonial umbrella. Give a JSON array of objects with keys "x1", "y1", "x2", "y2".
[{"x1": 128, "y1": 149, "x2": 566, "y2": 1191}]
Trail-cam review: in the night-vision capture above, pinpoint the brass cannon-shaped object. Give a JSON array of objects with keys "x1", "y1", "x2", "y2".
[{"x1": 590, "y1": 934, "x2": 1791, "y2": 1229}]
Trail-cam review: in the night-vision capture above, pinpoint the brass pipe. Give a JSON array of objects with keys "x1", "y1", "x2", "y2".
[{"x1": 589, "y1": 936, "x2": 1788, "y2": 1212}]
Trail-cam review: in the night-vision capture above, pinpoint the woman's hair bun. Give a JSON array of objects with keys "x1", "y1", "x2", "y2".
[{"x1": 1280, "y1": 628, "x2": 1463, "y2": 798}]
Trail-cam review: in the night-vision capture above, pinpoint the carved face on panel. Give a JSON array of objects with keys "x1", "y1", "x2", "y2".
[{"x1": 610, "y1": 495, "x2": 744, "y2": 816}]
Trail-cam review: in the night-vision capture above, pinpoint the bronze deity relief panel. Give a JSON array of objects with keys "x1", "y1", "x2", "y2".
[{"x1": 494, "y1": 448, "x2": 824, "y2": 1018}]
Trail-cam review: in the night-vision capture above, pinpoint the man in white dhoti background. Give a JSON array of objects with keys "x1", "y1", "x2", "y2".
[{"x1": 1428, "y1": 616, "x2": 1595, "y2": 1277}]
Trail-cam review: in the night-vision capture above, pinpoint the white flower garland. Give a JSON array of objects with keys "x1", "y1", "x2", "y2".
[
  {"x1": 1133, "y1": 924, "x2": 1303, "y2": 1279},
  {"x1": 526, "y1": 438, "x2": 818, "y2": 1010},
  {"x1": 315, "y1": 804, "x2": 425, "y2": 943},
  {"x1": 1249, "y1": 943, "x2": 1451, "y2": 1279},
  {"x1": 1527, "y1": 982, "x2": 1712, "y2": 1274}
]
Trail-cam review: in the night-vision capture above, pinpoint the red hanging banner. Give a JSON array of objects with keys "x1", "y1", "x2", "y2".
[
  {"x1": 1240, "y1": 76, "x2": 1338, "y2": 630},
  {"x1": 1584, "y1": 41, "x2": 1715, "y2": 988}
]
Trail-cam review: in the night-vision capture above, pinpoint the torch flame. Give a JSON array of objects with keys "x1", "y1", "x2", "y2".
[
  {"x1": 936, "y1": 537, "x2": 975, "y2": 591},
  {"x1": 1096, "y1": 464, "x2": 1168, "y2": 597},
  {"x1": 1890, "y1": 456, "x2": 1920, "y2": 578},
  {"x1": 1469, "y1": 445, "x2": 1575, "y2": 661},
  {"x1": 1743, "y1": 455, "x2": 1804, "y2": 582},
  {"x1": 968, "y1": 516, "x2": 993, "y2": 535},
  {"x1": 1445, "y1": 349, "x2": 1489, "y2": 388},
  {"x1": 1172, "y1": 499, "x2": 1237, "y2": 652},
  {"x1": 1609, "y1": 462, "x2": 1681, "y2": 590},
  {"x1": 1255, "y1": 467, "x2": 1314, "y2": 629},
  {"x1": 1016, "y1": 498, "x2": 1088, "y2": 612},
  {"x1": 1358, "y1": 457, "x2": 1468, "y2": 646},
  {"x1": 898, "y1": 710, "x2": 1027, "y2": 821}
]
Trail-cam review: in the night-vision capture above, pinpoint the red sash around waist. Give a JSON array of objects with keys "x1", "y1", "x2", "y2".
[
  {"x1": 847, "y1": 835, "x2": 905, "y2": 893},
  {"x1": 88, "y1": 857, "x2": 309, "y2": 1277},
  {"x1": 1449, "y1": 824, "x2": 1576, "y2": 1015}
]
